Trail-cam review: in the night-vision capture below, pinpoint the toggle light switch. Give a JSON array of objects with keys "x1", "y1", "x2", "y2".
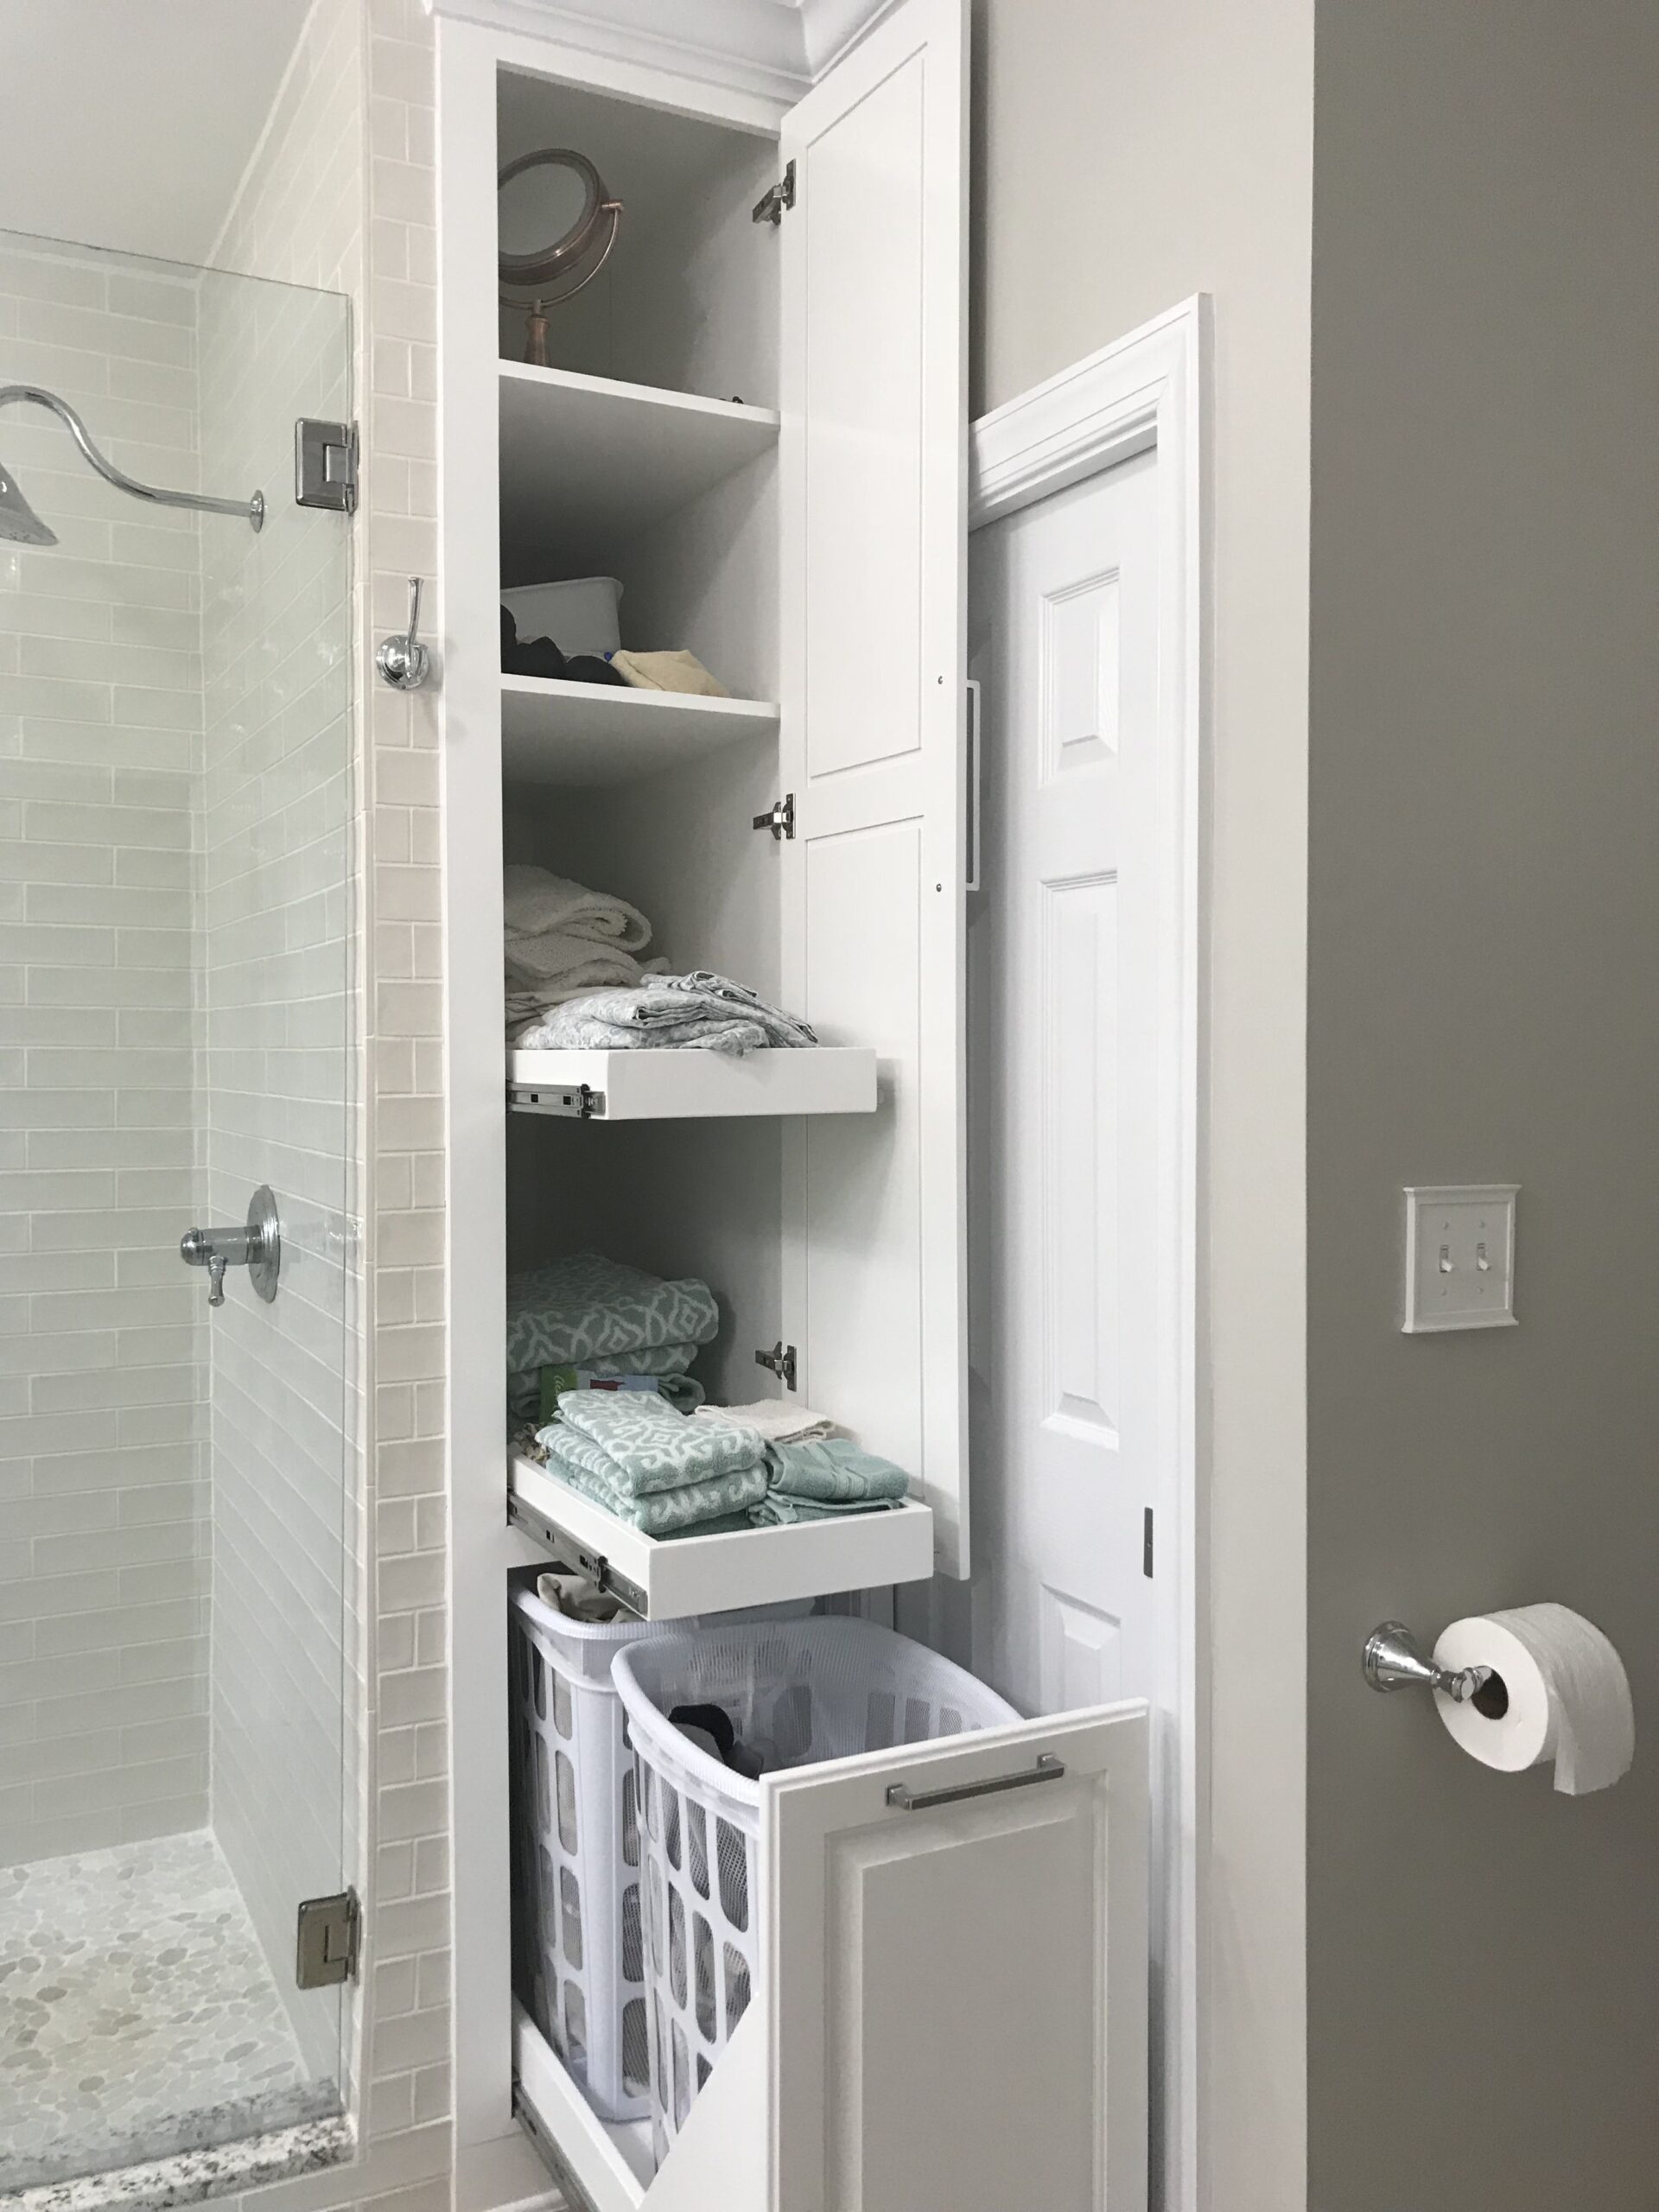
[{"x1": 1402, "y1": 1185, "x2": 1518, "y2": 1333}]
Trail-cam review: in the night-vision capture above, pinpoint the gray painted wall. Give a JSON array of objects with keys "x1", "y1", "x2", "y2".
[
  {"x1": 972, "y1": 5, "x2": 1314, "y2": 2202},
  {"x1": 1306, "y1": 6, "x2": 1659, "y2": 2206}
]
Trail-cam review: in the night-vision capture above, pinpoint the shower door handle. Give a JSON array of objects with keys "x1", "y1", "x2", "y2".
[{"x1": 181, "y1": 1185, "x2": 281, "y2": 1307}]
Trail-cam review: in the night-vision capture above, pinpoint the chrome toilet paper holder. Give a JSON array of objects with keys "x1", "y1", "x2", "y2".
[{"x1": 1363, "y1": 1620, "x2": 1497, "y2": 1707}]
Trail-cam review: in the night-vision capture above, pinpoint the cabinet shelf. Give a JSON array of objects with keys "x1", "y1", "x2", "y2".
[
  {"x1": 508, "y1": 1450, "x2": 937, "y2": 1618},
  {"x1": 507, "y1": 1044, "x2": 875, "y2": 1121},
  {"x1": 501, "y1": 675, "x2": 779, "y2": 787},
  {"x1": 499, "y1": 361, "x2": 779, "y2": 578}
]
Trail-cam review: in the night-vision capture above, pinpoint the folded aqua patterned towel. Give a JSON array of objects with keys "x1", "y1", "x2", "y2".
[
  {"x1": 541, "y1": 1390, "x2": 762, "y2": 1500},
  {"x1": 505, "y1": 1255, "x2": 720, "y2": 1374},
  {"x1": 540, "y1": 1439, "x2": 768, "y2": 1534},
  {"x1": 748, "y1": 1493, "x2": 902, "y2": 1525},
  {"x1": 762, "y1": 1437, "x2": 912, "y2": 1504}
]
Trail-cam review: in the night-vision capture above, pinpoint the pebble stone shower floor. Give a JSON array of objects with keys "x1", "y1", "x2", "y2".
[{"x1": 0, "y1": 1830, "x2": 340, "y2": 2193}]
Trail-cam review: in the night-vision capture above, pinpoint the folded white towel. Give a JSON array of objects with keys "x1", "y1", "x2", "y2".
[
  {"x1": 691, "y1": 1397, "x2": 839, "y2": 1444},
  {"x1": 505, "y1": 952, "x2": 670, "y2": 1034},
  {"x1": 504, "y1": 865, "x2": 652, "y2": 952}
]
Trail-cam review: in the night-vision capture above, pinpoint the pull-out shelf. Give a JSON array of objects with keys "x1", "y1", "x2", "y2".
[
  {"x1": 507, "y1": 1449, "x2": 936, "y2": 1617},
  {"x1": 507, "y1": 1046, "x2": 877, "y2": 1121}
]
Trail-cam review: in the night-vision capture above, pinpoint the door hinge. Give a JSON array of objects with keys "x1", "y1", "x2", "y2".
[
  {"x1": 1142, "y1": 1507, "x2": 1154, "y2": 1580},
  {"x1": 753, "y1": 792, "x2": 795, "y2": 841},
  {"x1": 296, "y1": 1888, "x2": 360, "y2": 1988},
  {"x1": 295, "y1": 418, "x2": 359, "y2": 513},
  {"x1": 752, "y1": 160, "x2": 797, "y2": 226},
  {"x1": 755, "y1": 1339, "x2": 798, "y2": 1390}
]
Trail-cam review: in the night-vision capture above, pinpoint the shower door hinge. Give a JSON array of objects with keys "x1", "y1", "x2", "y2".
[
  {"x1": 295, "y1": 418, "x2": 359, "y2": 514},
  {"x1": 753, "y1": 792, "x2": 795, "y2": 841},
  {"x1": 296, "y1": 1888, "x2": 361, "y2": 1988},
  {"x1": 752, "y1": 160, "x2": 797, "y2": 226},
  {"x1": 755, "y1": 1339, "x2": 798, "y2": 1390}
]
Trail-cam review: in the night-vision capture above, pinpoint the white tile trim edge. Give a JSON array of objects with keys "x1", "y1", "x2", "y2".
[{"x1": 969, "y1": 290, "x2": 1210, "y2": 2212}]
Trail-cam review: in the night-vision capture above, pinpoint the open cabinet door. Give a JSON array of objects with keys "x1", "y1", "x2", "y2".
[
  {"x1": 778, "y1": 0, "x2": 970, "y2": 1574},
  {"x1": 765, "y1": 1704, "x2": 1149, "y2": 2211}
]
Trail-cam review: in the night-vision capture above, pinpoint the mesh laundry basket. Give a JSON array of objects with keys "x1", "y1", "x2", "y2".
[
  {"x1": 612, "y1": 1617, "x2": 1020, "y2": 2158},
  {"x1": 507, "y1": 1580, "x2": 809, "y2": 2122}
]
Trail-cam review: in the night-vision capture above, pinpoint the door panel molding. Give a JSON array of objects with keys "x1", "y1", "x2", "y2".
[{"x1": 969, "y1": 295, "x2": 1208, "y2": 2212}]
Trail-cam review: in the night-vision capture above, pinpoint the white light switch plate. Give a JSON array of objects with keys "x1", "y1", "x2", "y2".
[{"x1": 1402, "y1": 1185, "x2": 1518, "y2": 1333}]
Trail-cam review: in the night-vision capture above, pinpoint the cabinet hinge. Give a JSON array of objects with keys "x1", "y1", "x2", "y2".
[
  {"x1": 296, "y1": 1888, "x2": 360, "y2": 1988},
  {"x1": 1143, "y1": 1507, "x2": 1154, "y2": 1580},
  {"x1": 294, "y1": 418, "x2": 359, "y2": 513},
  {"x1": 755, "y1": 1340, "x2": 798, "y2": 1390},
  {"x1": 751, "y1": 160, "x2": 797, "y2": 226},
  {"x1": 752, "y1": 792, "x2": 795, "y2": 841},
  {"x1": 506, "y1": 1081, "x2": 607, "y2": 1119}
]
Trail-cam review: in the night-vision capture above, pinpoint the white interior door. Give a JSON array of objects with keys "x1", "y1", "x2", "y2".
[
  {"x1": 966, "y1": 448, "x2": 1169, "y2": 1730},
  {"x1": 778, "y1": 0, "x2": 969, "y2": 1574},
  {"x1": 766, "y1": 1706, "x2": 1149, "y2": 2212}
]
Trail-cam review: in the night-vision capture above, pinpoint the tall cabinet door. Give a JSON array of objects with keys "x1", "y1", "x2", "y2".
[
  {"x1": 778, "y1": 0, "x2": 970, "y2": 1575},
  {"x1": 765, "y1": 1705, "x2": 1150, "y2": 2211}
]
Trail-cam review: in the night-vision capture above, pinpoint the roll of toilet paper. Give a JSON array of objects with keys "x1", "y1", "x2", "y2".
[{"x1": 1433, "y1": 1604, "x2": 1634, "y2": 1796}]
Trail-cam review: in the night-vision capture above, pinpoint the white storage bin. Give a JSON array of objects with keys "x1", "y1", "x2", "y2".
[
  {"x1": 502, "y1": 576, "x2": 623, "y2": 658},
  {"x1": 508, "y1": 1580, "x2": 809, "y2": 2124},
  {"x1": 612, "y1": 1617, "x2": 1020, "y2": 2161}
]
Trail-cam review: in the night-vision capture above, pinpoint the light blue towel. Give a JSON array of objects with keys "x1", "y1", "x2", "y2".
[
  {"x1": 540, "y1": 1438, "x2": 768, "y2": 1535},
  {"x1": 747, "y1": 1438, "x2": 912, "y2": 1525},
  {"x1": 543, "y1": 1390, "x2": 764, "y2": 1499}
]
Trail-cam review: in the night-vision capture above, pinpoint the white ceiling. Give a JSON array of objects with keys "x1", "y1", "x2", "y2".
[{"x1": 0, "y1": 0, "x2": 312, "y2": 267}]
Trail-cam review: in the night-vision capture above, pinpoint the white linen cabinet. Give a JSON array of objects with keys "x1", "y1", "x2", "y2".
[{"x1": 436, "y1": 3, "x2": 1150, "y2": 2204}]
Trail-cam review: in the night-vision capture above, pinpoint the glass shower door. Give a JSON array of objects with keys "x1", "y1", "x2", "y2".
[{"x1": 0, "y1": 229, "x2": 356, "y2": 2194}]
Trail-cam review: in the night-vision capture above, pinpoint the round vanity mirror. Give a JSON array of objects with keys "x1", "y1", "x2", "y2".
[{"x1": 498, "y1": 149, "x2": 623, "y2": 362}]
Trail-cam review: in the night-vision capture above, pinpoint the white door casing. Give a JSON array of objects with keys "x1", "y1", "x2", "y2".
[
  {"x1": 966, "y1": 301, "x2": 1206, "y2": 2212},
  {"x1": 778, "y1": 0, "x2": 970, "y2": 1575}
]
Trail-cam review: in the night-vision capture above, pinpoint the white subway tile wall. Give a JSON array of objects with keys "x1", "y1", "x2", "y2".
[
  {"x1": 207, "y1": 1, "x2": 454, "y2": 2205},
  {"x1": 0, "y1": 238, "x2": 213, "y2": 1867}
]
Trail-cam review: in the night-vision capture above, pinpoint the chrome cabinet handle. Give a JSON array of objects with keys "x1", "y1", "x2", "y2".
[
  {"x1": 376, "y1": 575, "x2": 431, "y2": 690},
  {"x1": 885, "y1": 1751, "x2": 1065, "y2": 1813}
]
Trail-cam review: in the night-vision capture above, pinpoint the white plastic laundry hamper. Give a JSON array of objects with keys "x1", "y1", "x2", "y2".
[
  {"x1": 612, "y1": 1616, "x2": 1020, "y2": 2160},
  {"x1": 508, "y1": 1580, "x2": 807, "y2": 2124}
]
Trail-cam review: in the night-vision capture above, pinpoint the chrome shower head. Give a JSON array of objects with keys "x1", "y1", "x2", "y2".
[{"x1": 0, "y1": 458, "x2": 57, "y2": 547}]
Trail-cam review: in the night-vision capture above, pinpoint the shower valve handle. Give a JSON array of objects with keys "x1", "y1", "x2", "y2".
[
  {"x1": 180, "y1": 1187, "x2": 282, "y2": 1308},
  {"x1": 377, "y1": 575, "x2": 432, "y2": 690}
]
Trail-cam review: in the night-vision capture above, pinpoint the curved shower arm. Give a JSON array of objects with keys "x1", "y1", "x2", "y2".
[{"x1": 0, "y1": 384, "x2": 264, "y2": 532}]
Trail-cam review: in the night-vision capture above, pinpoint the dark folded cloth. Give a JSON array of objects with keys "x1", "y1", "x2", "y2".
[{"x1": 500, "y1": 606, "x2": 626, "y2": 685}]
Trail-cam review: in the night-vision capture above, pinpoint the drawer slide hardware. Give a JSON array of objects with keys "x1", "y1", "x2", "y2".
[
  {"x1": 508, "y1": 1491, "x2": 649, "y2": 1618},
  {"x1": 754, "y1": 1339, "x2": 798, "y2": 1390},
  {"x1": 753, "y1": 791, "x2": 795, "y2": 841},
  {"x1": 507, "y1": 1082, "x2": 607, "y2": 1119},
  {"x1": 886, "y1": 1752, "x2": 1066, "y2": 1814}
]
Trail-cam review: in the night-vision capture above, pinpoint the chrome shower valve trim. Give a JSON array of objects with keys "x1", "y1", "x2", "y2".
[{"x1": 181, "y1": 1185, "x2": 282, "y2": 1307}]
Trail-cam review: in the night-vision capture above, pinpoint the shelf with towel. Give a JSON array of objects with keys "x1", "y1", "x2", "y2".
[
  {"x1": 501, "y1": 675, "x2": 779, "y2": 786},
  {"x1": 507, "y1": 1447, "x2": 936, "y2": 1618},
  {"x1": 499, "y1": 362, "x2": 779, "y2": 578},
  {"x1": 507, "y1": 1044, "x2": 877, "y2": 1120}
]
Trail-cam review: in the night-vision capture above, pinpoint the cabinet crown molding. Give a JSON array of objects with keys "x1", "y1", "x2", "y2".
[{"x1": 422, "y1": 0, "x2": 899, "y2": 99}]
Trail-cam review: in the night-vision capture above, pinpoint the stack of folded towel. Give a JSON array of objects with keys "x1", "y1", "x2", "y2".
[
  {"x1": 537, "y1": 1391, "x2": 769, "y2": 1535},
  {"x1": 505, "y1": 1254, "x2": 719, "y2": 1424},
  {"x1": 505, "y1": 866, "x2": 668, "y2": 1038},
  {"x1": 515, "y1": 970, "x2": 817, "y2": 1056},
  {"x1": 696, "y1": 1399, "x2": 912, "y2": 1524}
]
